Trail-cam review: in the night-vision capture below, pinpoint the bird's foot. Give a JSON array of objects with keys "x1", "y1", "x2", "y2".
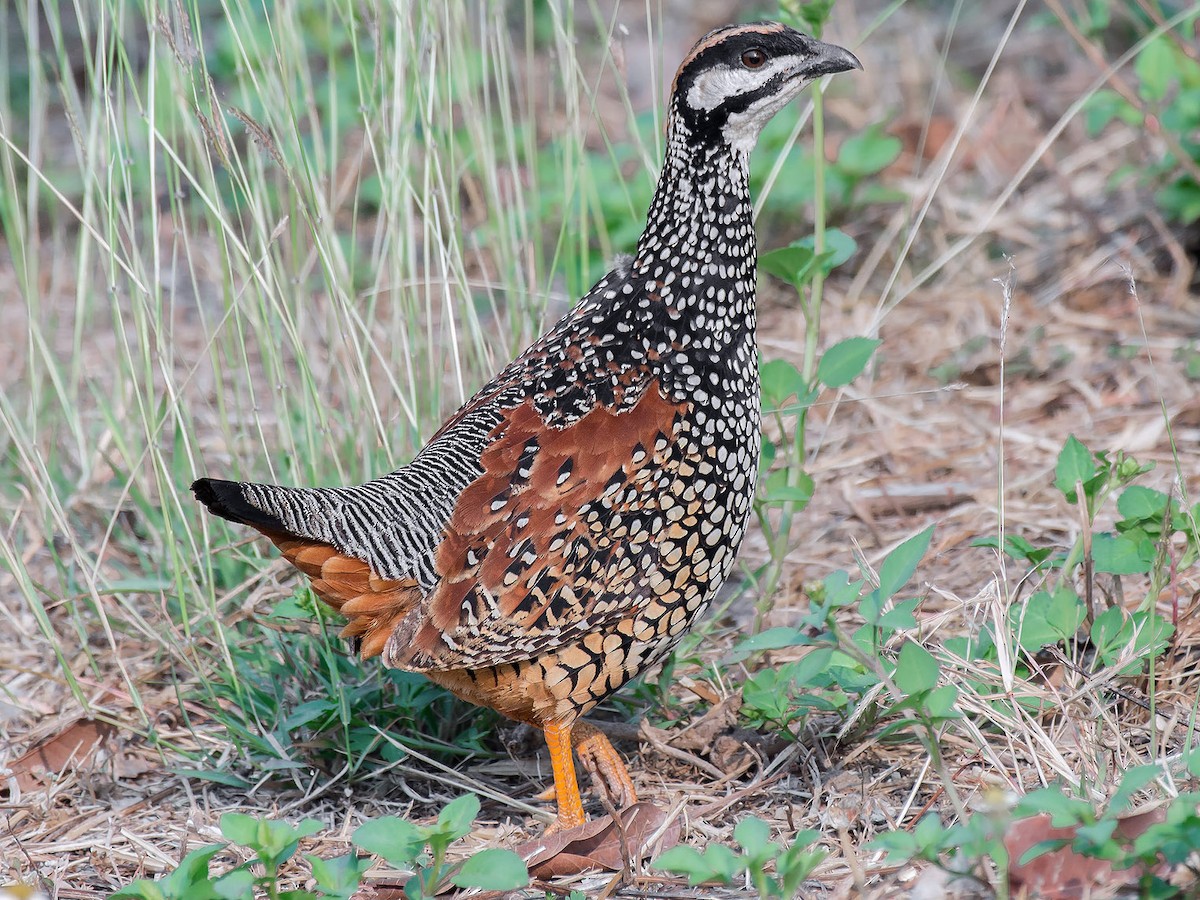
[
  {"x1": 535, "y1": 722, "x2": 638, "y2": 811},
  {"x1": 572, "y1": 721, "x2": 638, "y2": 809}
]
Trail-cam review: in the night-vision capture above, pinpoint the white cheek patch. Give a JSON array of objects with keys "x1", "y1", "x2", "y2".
[
  {"x1": 685, "y1": 57, "x2": 797, "y2": 112},
  {"x1": 722, "y1": 81, "x2": 809, "y2": 153}
]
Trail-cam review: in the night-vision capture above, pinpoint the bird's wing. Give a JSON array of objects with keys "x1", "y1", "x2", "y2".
[{"x1": 387, "y1": 377, "x2": 692, "y2": 671}]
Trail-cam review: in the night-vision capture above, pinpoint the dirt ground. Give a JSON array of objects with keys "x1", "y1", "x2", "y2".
[{"x1": 3, "y1": 1, "x2": 1200, "y2": 897}]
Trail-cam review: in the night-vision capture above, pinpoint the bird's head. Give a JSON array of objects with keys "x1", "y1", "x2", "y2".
[{"x1": 669, "y1": 22, "x2": 861, "y2": 154}]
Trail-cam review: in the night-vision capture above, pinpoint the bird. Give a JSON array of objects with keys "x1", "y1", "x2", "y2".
[{"x1": 193, "y1": 22, "x2": 860, "y2": 833}]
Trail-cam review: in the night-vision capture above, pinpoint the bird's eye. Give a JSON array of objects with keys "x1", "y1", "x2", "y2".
[{"x1": 741, "y1": 48, "x2": 767, "y2": 69}]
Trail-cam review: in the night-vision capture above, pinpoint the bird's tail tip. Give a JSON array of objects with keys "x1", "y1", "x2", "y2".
[
  {"x1": 191, "y1": 476, "x2": 287, "y2": 533},
  {"x1": 191, "y1": 476, "x2": 238, "y2": 514}
]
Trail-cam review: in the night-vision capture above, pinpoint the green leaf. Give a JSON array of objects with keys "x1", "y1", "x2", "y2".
[
  {"x1": 877, "y1": 597, "x2": 919, "y2": 631},
  {"x1": 164, "y1": 844, "x2": 225, "y2": 890},
  {"x1": 727, "y1": 627, "x2": 806, "y2": 663},
  {"x1": 795, "y1": 0, "x2": 835, "y2": 32},
  {"x1": 113, "y1": 844, "x2": 226, "y2": 899},
  {"x1": 99, "y1": 577, "x2": 172, "y2": 594},
  {"x1": 436, "y1": 794, "x2": 481, "y2": 839},
  {"x1": 944, "y1": 630, "x2": 994, "y2": 662},
  {"x1": 922, "y1": 684, "x2": 960, "y2": 718},
  {"x1": 1073, "y1": 819, "x2": 1120, "y2": 856},
  {"x1": 759, "y1": 230, "x2": 857, "y2": 290},
  {"x1": 1108, "y1": 765, "x2": 1162, "y2": 814},
  {"x1": 836, "y1": 124, "x2": 902, "y2": 176},
  {"x1": 791, "y1": 647, "x2": 836, "y2": 688},
  {"x1": 760, "y1": 244, "x2": 819, "y2": 289},
  {"x1": 893, "y1": 641, "x2": 939, "y2": 695},
  {"x1": 875, "y1": 526, "x2": 935, "y2": 599},
  {"x1": 244, "y1": 818, "x2": 321, "y2": 867},
  {"x1": 759, "y1": 436, "x2": 777, "y2": 469},
  {"x1": 760, "y1": 358, "x2": 806, "y2": 407},
  {"x1": 1084, "y1": 88, "x2": 1135, "y2": 134},
  {"x1": 864, "y1": 829, "x2": 920, "y2": 864},
  {"x1": 1135, "y1": 36, "x2": 1177, "y2": 102},
  {"x1": 762, "y1": 468, "x2": 814, "y2": 507},
  {"x1": 776, "y1": 829, "x2": 826, "y2": 893},
  {"x1": 653, "y1": 843, "x2": 743, "y2": 885},
  {"x1": 1019, "y1": 838, "x2": 1072, "y2": 866},
  {"x1": 451, "y1": 849, "x2": 529, "y2": 890},
  {"x1": 1010, "y1": 587, "x2": 1085, "y2": 651},
  {"x1": 741, "y1": 668, "x2": 797, "y2": 723},
  {"x1": 1091, "y1": 606, "x2": 1133, "y2": 665},
  {"x1": 817, "y1": 337, "x2": 881, "y2": 388},
  {"x1": 1092, "y1": 532, "x2": 1155, "y2": 574},
  {"x1": 281, "y1": 698, "x2": 339, "y2": 732},
  {"x1": 1158, "y1": 177, "x2": 1200, "y2": 224},
  {"x1": 1186, "y1": 749, "x2": 1200, "y2": 778},
  {"x1": 307, "y1": 853, "x2": 370, "y2": 898},
  {"x1": 859, "y1": 594, "x2": 883, "y2": 627},
  {"x1": 975, "y1": 533, "x2": 1055, "y2": 566},
  {"x1": 352, "y1": 816, "x2": 426, "y2": 866},
  {"x1": 912, "y1": 813, "x2": 948, "y2": 851},
  {"x1": 734, "y1": 816, "x2": 773, "y2": 855},
  {"x1": 1132, "y1": 791, "x2": 1200, "y2": 866},
  {"x1": 212, "y1": 868, "x2": 256, "y2": 900},
  {"x1": 803, "y1": 228, "x2": 858, "y2": 269},
  {"x1": 1015, "y1": 788, "x2": 1093, "y2": 826},
  {"x1": 218, "y1": 813, "x2": 259, "y2": 848},
  {"x1": 1129, "y1": 611, "x2": 1174, "y2": 660},
  {"x1": 1055, "y1": 436, "x2": 1095, "y2": 502},
  {"x1": 1117, "y1": 485, "x2": 1170, "y2": 521},
  {"x1": 109, "y1": 884, "x2": 167, "y2": 900},
  {"x1": 174, "y1": 769, "x2": 252, "y2": 788},
  {"x1": 821, "y1": 569, "x2": 862, "y2": 608},
  {"x1": 856, "y1": 182, "x2": 908, "y2": 205}
]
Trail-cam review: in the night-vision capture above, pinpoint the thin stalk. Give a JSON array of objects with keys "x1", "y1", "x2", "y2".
[
  {"x1": 802, "y1": 85, "x2": 827, "y2": 389},
  {"x1": 756, "y1": 81, "x2": 828, "y2": 622}
]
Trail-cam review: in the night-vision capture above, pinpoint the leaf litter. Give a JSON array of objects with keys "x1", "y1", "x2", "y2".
[{"x1": 4, "y1": 4, "x2": 1200, "y2": 898}]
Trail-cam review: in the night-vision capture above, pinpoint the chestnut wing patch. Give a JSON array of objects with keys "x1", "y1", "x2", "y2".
[{"x1": 390, "y1": 380, "x2": 689, "y2": 670}]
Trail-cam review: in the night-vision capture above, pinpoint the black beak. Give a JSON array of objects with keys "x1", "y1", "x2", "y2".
[{"x1": 800, "y1": 39, "x2": 862, "y2": 78}]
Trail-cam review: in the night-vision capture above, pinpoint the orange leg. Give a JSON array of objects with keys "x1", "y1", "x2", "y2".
[
  {"x1": 544, "y1": 721, "x2": 586, "y2": 833},
  {"x1": 572, "y1": 721, "x2": 638, "y2": 809},
  {"x1": 537, "y1": 721, "x2": 638, "y2": 822}
]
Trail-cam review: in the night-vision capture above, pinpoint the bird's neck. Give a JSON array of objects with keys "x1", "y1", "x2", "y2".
[{"x1": 632, "y1": 117, "x2": 758, "y2": 330}]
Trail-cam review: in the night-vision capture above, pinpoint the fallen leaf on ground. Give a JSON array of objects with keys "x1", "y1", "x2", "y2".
[
  {"x1": 515, "y1": 802, "x2": 681, "y2": 879},
  {"x1": 3, "y1": 718, "x2": 116, "y2": 793},
  {"x1": 1005, "y1": 809, "x2": 1167, "y2": 899}
]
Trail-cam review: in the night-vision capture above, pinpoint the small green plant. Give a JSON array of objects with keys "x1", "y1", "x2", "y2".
[
  {"x1": 870, "y1": 751, "x2": 1200, "y2": 898},
  {"x1": 1078, "y1": 5, "x2": 1200, "y2": 225},
  {"x1": 753, "y1": 320, "x2": 881, "y2": 614},
  {"x1": 867, "y1": 803, "x2": 1010, "y2": 891},
  {"x1": 731, "y1": 526, "x2": 942, "y2": 740},
  {"x1": 111, "y1": 813, "x2": 368, "y2": 900},
  {"x1": 653, "y1": 816, "x2": 825, "y2": 898},
  {"x1": 351, "y1": 795, "x2": 528, "y2": 899},
  {"x1": 109, "y1": 795, "x2": 527, "y2": 900},
  {"x1": 977, "y1": 435, "x2": 1183, "y2": 668}
]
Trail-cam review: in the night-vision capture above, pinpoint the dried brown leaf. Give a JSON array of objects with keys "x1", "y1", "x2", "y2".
[
  {"x1": 516, "y1": 802, "x2": 681, "y2": 879},
  {"x1": 4, "y1": 718, "x2": 116, "y2": 793},
  {"x1": 1005, "y1": 809, "x2": 1166, "y2": 899}
]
